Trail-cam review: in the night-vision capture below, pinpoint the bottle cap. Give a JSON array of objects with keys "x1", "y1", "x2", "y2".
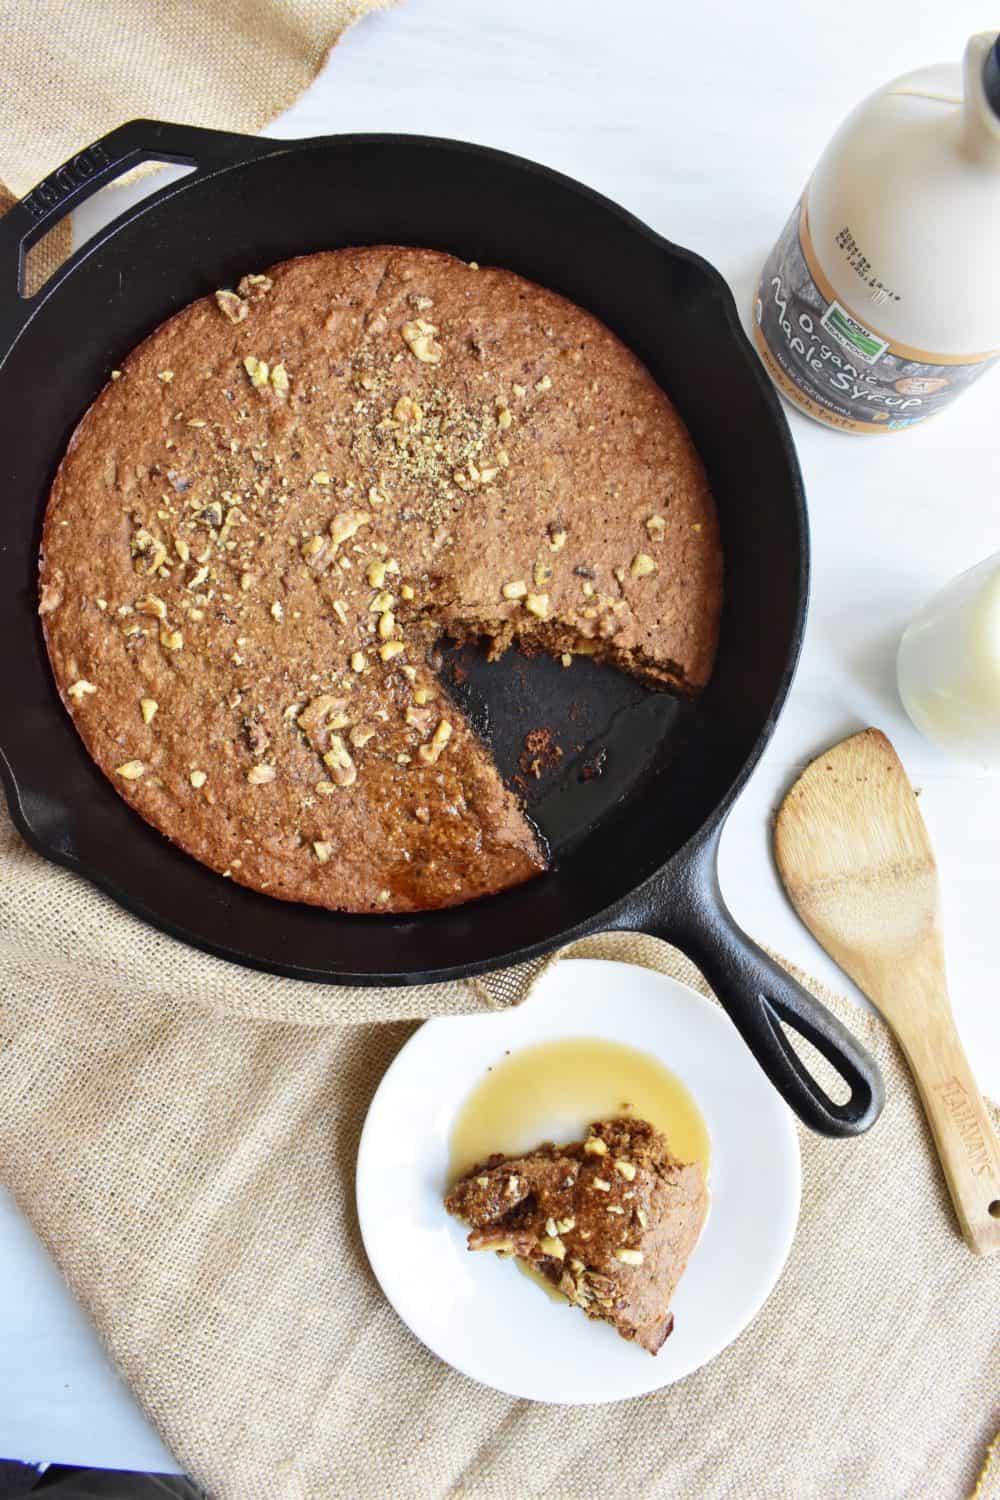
[{"x1": 985, "y1": 33, "x2": 1000, "y2": 118}]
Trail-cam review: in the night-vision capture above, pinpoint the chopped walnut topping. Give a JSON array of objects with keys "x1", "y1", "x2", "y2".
[
  {"x1": 615, "y1": 1248, "x2": 644, "y2": 1266},
  {"x1": 297, "y1": 695, "x2": 351, "y2": 748},
  {"x1": 302, "y1": 534, "x2": 330, "y2": 570},
  {"x1": 323, "y1": 736, "x2": 357, "y2": 787},
  {"x1": 315, "y1": 780, "x2": 336, "y2": 796},
  {"x1": 247, "y1": 764, "x2": 276, "y2": 785},
  {"x1": 313, "y1": 840, "x2": 332, "y2": 863},
  {"x1": 115, "y1": 760, "x2": 145, "y2": 780},
  {"x1": 496, "y1": 406, "x2": 512, "y2": 430},
  {"x1": 592, "y1": 1178, "x2": 611, "y2": 1192},
  {"x1": 535, "y1": 375, "x2": 552, "y2": 392},
  {"x1": 645, "y1": 514, "x2": 666, "y2": 542},
  {"x1": 405, "y1": 704, "x2": 435, "y2": 733},
  {"x1": 637, "y1": 1207, "x2": 649, "y2": 1228},
  {"x1": 157, "y1": 370, "x2": 174, "y2": 383},
  {"x1": 418, "y1": 719, "x2": 453, "y2": 765},
  {"x1": 67, "y1": 679, "x2": 97, "y2": 702},
  {"x1": 548, "y1": 528, "x2": 567, "y2": 552},
  {"x1": 538, "y1": 1235, "x2": 566, "y2": 1260},
  {"x1": 140, "y1": 697, "x2": 158, "y2": 724},
  {"x1": 215, "y1": 289, "x2": 248, "y2": 323},
  {"x1": 413, "y1": 686, "x2": 435, "y2": 706},
  {"x1": 630, "y1": 553, "x2": 657, "y2": 579},
  {"x1": 238, "y1": 273, "x2": 272, "y2": 299},
  {"x1": 38, "y1": 573, "x2": 64, "y2": 615},
  {"x1": 401, "y1": 318, "x2": 443, "y2": 364},
  {"x1": 614, "y1": 1160, "x2": 637, "y2": 1181},
  {"x1": 393, "y1": 395, "x2": 423, "y2": 426},
  {"x1": 561, "y1": 653, "x2": 572, "y2": 668},
  {"x1": 131, "y1": 529, "x2": 168, "y2": 575},
  {"x1": 350, "y1": 651, "x2": 366, "y2": 673},
  {"x1": 370, "y1": 590, "x2": 395, "y2": 614},
  {"x1": 134, "y1": 594, "x2": 167, "y2": 619},
  {"x1": 512, "y1": 382, "x2": 526, "y2": 397},
  {"x1": 245, "y1": 720, "x2": 269, "y2": 758},
  {"x1": 584, "y1": 1137, "x2": 608, "y2": 1155},
  {"x1": 329, "y1": 510, "x2": 372, "y2": 553},
  {"x1": 189, "y1": 770, "x2": 207, "y2": 789},
  {"x1": 349, "y1": 724, "x2": 376, "y2": 748},
  {"x1": 525, "y1": 592, "x2": 549, "y2": 619},
  {"x1": 367, "y1": 559, "x2": 389, "y2": 588},
  {"x1": 160, "y1": 626, "x2": 184, "y2": 652},
  {"x1": 311, "y1": 471, "x2": 331, "y2": 486},
  {"x1": 270, "y1": 601, "x2": 284, "y2": 622},
  {"x1": 533, "y1": 562, "x2": 553, "y2": 587},
  {"x1": 377, "y1": 610, "x2": 397, "y2": 640},
  {"x1": 379, "y1": 640, "x2": 406, "y2": 661},
  {"x1": 243, "y1": 355, "x2": 269, "y2": 388},
  {"x1": 270, "y1": 362, "x2": 289, "y2": 393},
  {"x1": 501, "y1": 580, "x2": 527, "y2": 600},
  {"x1": 400, "y1": 583, "x2": 415, "y2": 601},
  {"x1": 175, "y1": 537, "x2": 190, "y2": 563}
]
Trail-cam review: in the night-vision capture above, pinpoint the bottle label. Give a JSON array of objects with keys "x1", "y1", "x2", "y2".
[{"x1": 753, "y1": 192, "x2": 1000, "y2": 432}]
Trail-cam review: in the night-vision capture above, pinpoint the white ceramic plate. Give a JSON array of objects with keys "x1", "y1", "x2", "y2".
[{"x1": 356, "y1": 958, "x2": 800, "y2": 1404}]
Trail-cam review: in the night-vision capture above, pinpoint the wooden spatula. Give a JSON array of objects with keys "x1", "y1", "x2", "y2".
[{"x1": 774, "y1": 728, "x2": 1000, "y2": 1255}]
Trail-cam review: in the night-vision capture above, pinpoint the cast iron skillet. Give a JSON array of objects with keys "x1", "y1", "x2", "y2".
[{"x1": 0, "y1": 121, "x2": 884, "y2": 1137}]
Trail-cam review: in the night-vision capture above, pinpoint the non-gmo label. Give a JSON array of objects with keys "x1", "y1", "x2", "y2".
[
  {"x1": 820, "y1": 301, "x2": 889, "y2": 366},
  {"x1": 752, "y1": 192, "x2": 999, "y2": 433}
]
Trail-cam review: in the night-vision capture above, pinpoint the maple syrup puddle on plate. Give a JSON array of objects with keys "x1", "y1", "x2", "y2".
[{"x1": 448, "y1": 1036, "x2": 710, "y2": 1302}]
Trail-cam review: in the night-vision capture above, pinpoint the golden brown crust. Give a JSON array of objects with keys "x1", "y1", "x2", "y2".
[{"x1": 39, "y1": 247, "x2": 721, "y2": 913}]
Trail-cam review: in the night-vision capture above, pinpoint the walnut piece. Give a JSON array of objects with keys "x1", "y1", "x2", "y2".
[
  {"x1": 401, "y1": 318, "x2": 443, "y2": 364},
  {"x1": 115, "y1": 760, "x2": 145, "y2": 780},
  {"x1": 323, "y1": 735, "x2": 357, "y2": 788},
  {"x1": 630, "y1": 553, "x2": 657, "y2": 579},
  {"x1": 215, "y1": 289, "x2": 248, "y2": 324},
  {"x1": 66, "y1": 679, "x2": 97, "y2": 702},
  {"x1": 418, "y1": 719, "x2": 453, "y2": 765},
  {"x1": 243, "y1": 355, "x2": 269, "y2": 388},
  {"x1": 38, "y1": 572, "x2": 64, "y2": 615}
]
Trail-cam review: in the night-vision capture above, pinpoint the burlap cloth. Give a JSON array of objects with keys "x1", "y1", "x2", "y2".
[
  {"x1": 0, "y1": 4, "x2": 998, "y2": 1496},
  {"x1": 0, "y1": 0, "x2": 398, "y2": 292},
  {"x1": 0, "y1": 800, "x2": 998, "y2": 1500}
]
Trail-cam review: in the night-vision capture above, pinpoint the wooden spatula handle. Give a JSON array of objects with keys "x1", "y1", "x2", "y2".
[{"x1": 876, "y1": 945, "x2": 1000, "y2": 1256}]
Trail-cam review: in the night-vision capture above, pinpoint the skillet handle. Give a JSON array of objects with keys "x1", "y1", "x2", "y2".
[
  {"x1": 0, "y1": 118, "x2": 273, "y2": 304},
  {"x1": 632, "y1": 823, "x2": 885, "y2": 1138}
]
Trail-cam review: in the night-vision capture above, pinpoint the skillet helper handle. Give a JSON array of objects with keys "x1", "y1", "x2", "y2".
[
  {"x1": 0, "y1": 118, "x2": 271, "y2": 301},
  {"x1": 645, "y1": 826, "x2": 885, "y2": 1138}
]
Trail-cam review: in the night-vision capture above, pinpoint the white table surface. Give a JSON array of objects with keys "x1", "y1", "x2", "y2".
[{"x1": 3, "y1": 0, "x2": 997, "y2": 1474}]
